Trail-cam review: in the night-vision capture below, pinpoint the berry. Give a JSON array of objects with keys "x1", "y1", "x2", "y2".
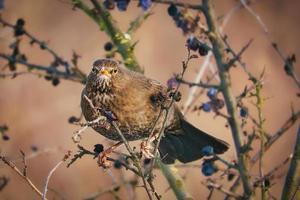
[
  {"x1": 103, "y1": 0, "x2": 115, "y2": 10},
  {"x1": 93, "y1": 144, "x2": 104, "y2": 154},
  {"x1": 166, "y1": 77, "x2": 178, "y2": 90},
  {"x1": 51, "y1": 77, "x2": 60, "y2": 86},
  {"x1": 116, "y1": 0, "x2": 129, "y2": 11},
  {"x1": 186, "y1": 36, "x2": 200, "y2": 51},
  {"x1": 198, "y1": 44, "x2": 209, "y2": 56},
  {"x1": 144, "y1": 158, "x2": 151, "y2": 165},
  {"x1": 201, "y1": 161, "x2": 217, "y2": 176},
  {"x1": 139, "y1": 0, "x2": 152, "y2": 11},
  {"x1": 227, "y1": 172, "x2": 235, "y2": 181},
  {"x1": 14, "y1": 18, "x2": 25, "y2": 36},
  {"x1": 68, "y1": 116, "x2": 79, "y2": 123},
  {"x1": 113, "y1": 160, "x2": 122, "y2": 169},
  {"x1": 104, "y1": 42, "x2": 113, "y2": 51},
  {"x1": 2, "y1": 134, "x2": 10, "y2": 141},
  {"x1": 16, "y1": 18, "x2": 25, "y2": 26},
  {"x1": 207, "y1": 88, "x2": 218, "y2": 99},
  {"x1": 169, "y1": 91, "x2": 181, "y2": 102},
  {"x1": 202, "y1": 102, "x2": 211, "y2": 112},
  {"x1": 240, "y1": 107, "x2": 248, "y2": 118},
  {"x1": 167, "y1": 4, "x2": 178, "y2": 17},
  {"x1": 31, "y1": 145, "x2": 38, "y2": 152},
  {"x1": 201, "y1": 146, "x2": 214, "y2": 156}
]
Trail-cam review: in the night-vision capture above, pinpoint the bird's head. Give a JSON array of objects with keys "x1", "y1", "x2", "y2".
[{"x1": 86, "y1": 59, "x2": 122, "y2": 93}]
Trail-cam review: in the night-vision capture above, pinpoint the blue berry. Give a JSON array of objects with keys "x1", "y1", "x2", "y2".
[
  {"x1": 93, "y1": 144, "x2": 104, "y2": 154},
  {"x1": 113, "y1": 160, "x2": 122, "y2": 169},
  {"x1": 2, "y1": 134, "x2": 10, "y2": 141},
  {"x1": 198, "y1": 43, "x2": 209, "y2": 56},
  {"x1": 201, "y1": 161, "x2": 217, "y2": 176},
  {"x1": 201, "y1": 146, "x2": 214, "y2": 156},
  {"x1": 186, "y1": 36, "x2": 200, "y2": 51},
  {"x1": 207, "y1": 88, "x2": 218, "y2": 99},
  {"x1": 167, "y1": 77, "x2": 178, "y2": 90},
  {"x1": 0, "y1": 0, "x2": 4, "y2": 10},
  {"x1": 116, "y1": 0, "x2": 129, "y2": 11},
  {"x1": 202, "y1": 102, "x2": 211, "y2": 112},
  {"x1": 103, "y1": 0, "x2": 115, "y2": 10},
  {"x1": 240, "y1": 107, "x2": 248, "y2": 118},
  {"x1": 139, "y1": 0, "x2": 152, "y2": 11},
  {"x1": 167, "y1": 4, "x2": 178, "y2": 17}
]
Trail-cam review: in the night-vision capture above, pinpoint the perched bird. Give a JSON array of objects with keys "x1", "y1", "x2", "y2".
[{"x1": 81, "y1": 59, "x2": 229, "y2": 164}]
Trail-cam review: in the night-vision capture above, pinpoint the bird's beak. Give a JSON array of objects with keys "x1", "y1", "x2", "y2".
[{"x1": 99, "y1": 67, "x2": 110, "y2": 77}]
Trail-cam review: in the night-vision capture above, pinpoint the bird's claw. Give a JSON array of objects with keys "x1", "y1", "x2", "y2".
[
  {"x1": 97, "y1": 151, "x2": 112, "y2": 168},
  {"x1": 140, "y1": 141, "x2": 155, "y2": 159}
]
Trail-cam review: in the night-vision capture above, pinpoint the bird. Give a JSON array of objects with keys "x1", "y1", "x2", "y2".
[{"x1": 81, "y1": 59, "x2": 229, "y2": 165}]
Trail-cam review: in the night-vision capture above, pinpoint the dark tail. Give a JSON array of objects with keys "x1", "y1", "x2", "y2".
[{"x1": 159, "y1": 119, "x2": 229, "y2": 164}]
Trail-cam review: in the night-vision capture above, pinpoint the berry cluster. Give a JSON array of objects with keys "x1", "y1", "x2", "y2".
[
  {"x1": 200, "y1": 146, "x2": 218, "y2": 176},
  {"x1": 103, "y1": 0, "x2": 152, "y2": 11},
  {"x1": 200, "y1": 88, "x2": 225, "y2": 113},
  {"x1": 167, "y1": 4, "x2": 200, "y2": 35},
  {"x1": 186, "y1": 36, "x2": 210, "y2": 56}
]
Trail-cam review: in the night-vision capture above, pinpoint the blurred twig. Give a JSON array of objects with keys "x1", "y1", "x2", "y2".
[
  {"x1": 0, "y1": 153, "x2": 46, "y2": 199},
  {"x1": 280, "y1": 126, "x2": 300, "y2": 200}
]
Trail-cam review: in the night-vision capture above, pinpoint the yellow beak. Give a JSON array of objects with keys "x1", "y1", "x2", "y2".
[{"x1": 99, "y1": 68, "x2": 110, "y2": 76}]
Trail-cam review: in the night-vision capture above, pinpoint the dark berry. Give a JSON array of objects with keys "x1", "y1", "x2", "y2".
[
  {"x1": 104, "y1": 42, "x2": 113, "y2": 51},
  {"x1": 201, "y1": 161, "x2": 218, "y2": 176},
  {"x1": 167, "y1": 4, "x2": 178, "y2": 17},
  {"x1": 93, "y1": 144, "x2": 104, "y2": 154},
  {"x1": 240, "y1": 107, "x2": 248, "y2": 118},
  {"x1": 103, "y1": 110, "x2": 117, "y2": 121},
  {"x1": 227, "y1": 172, "x2": 235, "y2": 181},
  {"x1": 103, "y1": 0, "x2": 115, "y2": 10},
  {"x1": 201, "y1": 146, "x2": 214, "y2": 156},
  {"x1": 207, "y1": 88, "x2": 218, "y2": 99},
  {"x1": 186, "y1": 36, "x2": 200, "y2": 51},
  {"x1": 40, "y1": 42, "x2": 46, "y2": 50},
  {"x1": 31, "y1": 145, "x2": 38, "y2": 152},
  {"x1": 68, "y1": 116, "x2": 79, "y2": 123},
  {"x1": 0, "y1": 0, "x2": 4, "y2": 10},
  {"x1": 113, "y1": 160, "x2": 122, "y2": 169},
  {"x1": 116, "y1": 0, "x2": 129, "y2": 11},
  {"x1": 16, "y1": 18, "x2": 25, "y2": 26},
  {"x1": 202, "y1": 102, "x2": 211, "y2": 112},
  {"x1": 198, "y1": 44, "x2": 209, "y2": 56},
  {"x1": 169, "y1": 91, "x2": 182, "y2": 102},
  {"x1": 139, "y1": 0, "x2": 152, "y2": 11},
  {"x1": 167, "y1": 77, "x2": 178, "y2": 90},
  {"x1": 2, "y1": 134, "x2": 10, "y2": 141},
  {"x1": 51, "y1": 77, "x2": 60, "y2": 86},
  {"x1": 144, "y1": 158, "x2": 151, "y2": 165}
]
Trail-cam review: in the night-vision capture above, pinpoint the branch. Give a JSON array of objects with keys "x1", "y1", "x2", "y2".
[
  {"x1": 0, "y1": 154, "x2": 46, "y2": 199},
  {"x1": 201, "y1": 0, "x2": 253, "y2": 198},
  {"x1": 72, "y1": 0, "x2": 142, "y2": 72},
  {"x1": 158, "y1": 160, "x2": 193, "y2": 200},
  {"x1": 280, "y1": 126, "x2": 300, "y2": 200}
]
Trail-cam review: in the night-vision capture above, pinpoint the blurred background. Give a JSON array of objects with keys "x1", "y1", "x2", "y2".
[{"x1": 0, "y1": 0, "x2": 299, "y2": 199}]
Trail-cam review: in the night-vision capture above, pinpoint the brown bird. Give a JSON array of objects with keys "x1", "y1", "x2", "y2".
[{"x1": 81, "y1": 59, "x2": 229, "y2": 164}]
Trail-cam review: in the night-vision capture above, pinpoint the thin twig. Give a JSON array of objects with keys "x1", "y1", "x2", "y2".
[{"x1": 0, "y1": 155, "x2": 47, "y2": 199}]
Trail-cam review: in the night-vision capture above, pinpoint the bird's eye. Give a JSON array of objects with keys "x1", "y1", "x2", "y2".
[
  {"x1": 113, "y1": 69, "x2": 118, "y2": 73},
  {"x1": 92, "y1": 67, "x2": 98, "y2": 73}
]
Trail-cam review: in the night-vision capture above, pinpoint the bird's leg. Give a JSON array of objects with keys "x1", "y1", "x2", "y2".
[
  {"x1": 140, "y1": 134, "x2": 159, "y2": 159},
  {"x1": 98, "y1": 141, "x2": 123, "y2": 168}
]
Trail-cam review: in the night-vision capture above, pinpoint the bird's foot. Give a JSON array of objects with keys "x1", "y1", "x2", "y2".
[
  {"x1": 140, "y1": 141, "x2": 155, "y2": 159},
  {"x1": 97, "y1": 141, "x2": 123, "y2": 168},
  {"x1": 97, "y1": 150, "x2": 112, "y2": 168}
]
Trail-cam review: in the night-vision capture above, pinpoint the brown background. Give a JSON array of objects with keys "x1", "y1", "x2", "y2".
[{"x1": 0, "y1": 0, "x2": 299, "y2": 199}]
